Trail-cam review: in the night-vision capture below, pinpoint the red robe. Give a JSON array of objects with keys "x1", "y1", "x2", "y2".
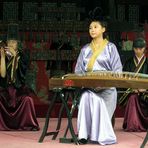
[
  {"x1": 0, "y1": 49, "x2": 39, "y2": 131},
  {"x1": 122, "y1": 56, "x2": 148, "y2": 131},
  {"x1": 0, "y1": 86, "x2": 39, "y2": 131}
]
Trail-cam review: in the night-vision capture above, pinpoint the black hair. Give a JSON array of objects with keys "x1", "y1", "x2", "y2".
[
  {"x1": 0, "y1": 40, "x2": 7, "y2": 48},
  {"x1": 88, "y1": 7, "x2": 108, "y2": 38},
  {"x1": 88, "y1": 7, "x2": 108, "y2": 29}
]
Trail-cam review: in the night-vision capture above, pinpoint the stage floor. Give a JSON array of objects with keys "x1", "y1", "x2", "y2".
[{"x1": 0, "y1": 118, "x2": 147, "y2": 148}]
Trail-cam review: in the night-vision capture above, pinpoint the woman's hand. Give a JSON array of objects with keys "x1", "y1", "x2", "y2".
[
  {"x1": 133, "y1": 89, "x2": 146, "y2": 95},
  {"x1": 3, "y1": 47, "x2": 12, "y2": 58},
  {"x1": 138, "y1": 89, "x2": 146, "y2": 92},
  {"x1": 0, "y1": 47, "x2": 5, "y2": 52},
  {"x1": 5, "y1": 47, "x2": 18, "y2": 57},
  {"x1": 133, "y1": 89, "x2": 139, "y2": 93}
]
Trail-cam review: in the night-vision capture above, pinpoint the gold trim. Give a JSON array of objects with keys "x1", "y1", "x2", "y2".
[
  {"x1": 0, "y1": 49, "x2": 6, "y2": 78},
  {"x1": 87, "y1": 39, "x2": 108, "y2": 72},
  {"x1": 134, "y1": 57, "x2": 146, "y2": 74},
  {"x1": 119, "y1": 57, "x2": 146, "y2": 106}
]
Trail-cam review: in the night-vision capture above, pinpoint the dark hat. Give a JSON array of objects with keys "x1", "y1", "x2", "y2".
[{"x1": 133, "y1": 38, "x2": 146, "y2": 48}]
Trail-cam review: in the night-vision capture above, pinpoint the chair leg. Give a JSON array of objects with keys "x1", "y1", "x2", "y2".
[
  {"x1": 59, "y1": 88, "x2": 81, "y2": 144},
  {"x1": 111, "y1": 113, "x2": 115, "y2": 128},
  {"x1": 38, "y1": 92, "x2": 57, "y2": 143},
  {"x1": 63, "y1": 97, "x2": 77, "y2": 138},
  {"x1": 52, "y1": 103, "x2": 65, "y2": 140},
  {"x1": 60, "y1": 91, "x2": 79, "y2": 145},
  {"x1": 140, "y1": 131, "x2": 148, "y2": 148},
  {"x1": 52, "y1": 89, "x2": 71, "y2": 140}
]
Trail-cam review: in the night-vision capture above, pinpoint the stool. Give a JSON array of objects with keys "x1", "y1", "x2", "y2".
[
  {"x1": 38, "y1": 87, "x2": 81, "y2": 144},
  {"x1": 140, "y1": 131, "x2": 148, "y2": 148}
]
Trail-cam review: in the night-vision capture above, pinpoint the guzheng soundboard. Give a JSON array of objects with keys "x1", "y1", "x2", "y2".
[{"x1": 49, "y1": 71, "x2": 148, "y2": 89}]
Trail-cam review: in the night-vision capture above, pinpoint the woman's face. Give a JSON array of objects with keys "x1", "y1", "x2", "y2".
[
  {"x1": 89, "y1": 21, "x2": 105, "y2": 39},
  {"x1": 7, "y1": 40, "x2": 18, "y2": 51},
  {"x1": 134, "y1": 47, "x2": 145, "y2": 57}
]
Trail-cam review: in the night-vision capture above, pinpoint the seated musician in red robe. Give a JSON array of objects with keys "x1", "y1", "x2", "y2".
[
  {"x1": 0, "y1": 39, "x2": 39, "y2": 131},
  {"x1": 119, "y1": 37, "x2": 148, "y2": 131}
]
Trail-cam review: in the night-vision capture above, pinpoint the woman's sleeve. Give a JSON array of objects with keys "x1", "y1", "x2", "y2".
[
  {"x1": 74, "y1": 48, "x2": 85, "y2": 74},
  {"x1": 16, "y1": 49, "x2": 30, "y2": 85},
  {"x1": 110, "y1": 44, "x2": 123, "y2": 72}
]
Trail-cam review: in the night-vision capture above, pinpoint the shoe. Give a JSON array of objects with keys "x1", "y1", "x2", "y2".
[{"x1": 78, "y1": 138, "x2": 88, "y2": 144}]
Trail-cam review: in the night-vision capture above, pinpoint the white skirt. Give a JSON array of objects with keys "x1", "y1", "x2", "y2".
[{"x1": 77, "y1": 88, "x2": 117, "y2": 145}]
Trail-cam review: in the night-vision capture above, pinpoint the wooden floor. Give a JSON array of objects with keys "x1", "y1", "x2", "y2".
[{"x1": 0, "y1": 118, "x2": 148, "y2": 148}]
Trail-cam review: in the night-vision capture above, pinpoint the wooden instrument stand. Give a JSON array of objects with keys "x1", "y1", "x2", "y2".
[{"x1": 38, "y1": 87, "x2": 82, "y2": 144}]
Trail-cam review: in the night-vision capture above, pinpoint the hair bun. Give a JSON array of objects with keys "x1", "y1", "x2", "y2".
[{"x1": 89, "y1": 7, "x2": 104, "y2": 21}]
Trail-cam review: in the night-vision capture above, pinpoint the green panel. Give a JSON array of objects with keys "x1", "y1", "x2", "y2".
[
  {"x1": 22, "y1": 2, "x2": 37, "y2": 21},
  {"x1": 3, "y1": 2, "x2": 18, "y2": 21}
]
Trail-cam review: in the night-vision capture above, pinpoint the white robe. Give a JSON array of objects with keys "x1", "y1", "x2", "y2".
[{"x1": 75, "y1": 41, "x2": 122, "y2": 145}]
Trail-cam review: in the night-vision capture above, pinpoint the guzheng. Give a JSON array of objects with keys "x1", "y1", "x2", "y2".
[{"x1": 49, "y1": 71, "x2": 148, "y2": 89}]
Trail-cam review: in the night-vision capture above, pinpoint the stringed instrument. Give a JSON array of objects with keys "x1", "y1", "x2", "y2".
[{"x1": 49, "y1": 71, "x2": 148, "y2": 89}]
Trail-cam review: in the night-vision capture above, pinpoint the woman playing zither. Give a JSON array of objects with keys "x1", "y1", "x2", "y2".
[
  {"x1": 119, "y1": 37, "x2": 148, "y2": 132},
  {"x1": 74, "y1": 7, "x2": 122, "y2": 145}
]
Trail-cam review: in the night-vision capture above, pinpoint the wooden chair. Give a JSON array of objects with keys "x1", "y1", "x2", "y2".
[
  {"x1": 38, "y1": 87, "x2": 81, "y2": 144},
  {"x1": 140, "y1": 131, "x2": 148, "y2": 148}
]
